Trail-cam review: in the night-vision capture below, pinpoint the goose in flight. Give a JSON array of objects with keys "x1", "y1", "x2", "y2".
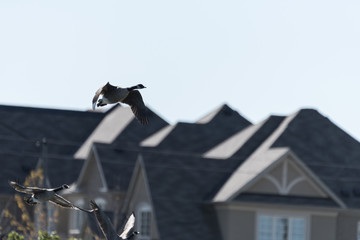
[
  {"x1": 9, "y1": 181, "x2": 93, "y2": 213},
  {"x1": 90, "y1": 200, "x2": 139, "y2": 239},
  {"x1": 92, "y1": 82, "x2": 148, "y2": 125}
]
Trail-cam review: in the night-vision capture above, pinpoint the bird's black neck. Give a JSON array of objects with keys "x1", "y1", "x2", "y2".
[
  {"x1": 127, "y1": 86, "x2": 138, "y2": 91},
  {"x1": 53, "y1": 185, "x2": 66, "y2": 192},
  {"x1": 126, "y1": 231, "x2": 139, "y2": 239}
]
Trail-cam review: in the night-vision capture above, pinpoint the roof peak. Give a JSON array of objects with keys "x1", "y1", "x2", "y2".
[{"x1": 196, "y1": 103, "x2": 248, "y2": 124}]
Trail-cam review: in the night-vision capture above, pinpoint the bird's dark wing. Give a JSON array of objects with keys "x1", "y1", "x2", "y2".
[
  {"x1": 121, "y1": 90, "x2": 148, "y2": 125},
  {"x1": 92, "y1": 82, "x2": 117, "y2": 110},
  {"x1": 119, "y1": 213, "x2": 136, "y2": 239},
  {"x1": 50, "y1": 194, "x2": 93, "y2": 213},
  {"x1": 8, "y1": 181, "x2": 45, "y2": 194},
  {"x1": 90, "y1": 200, "x2": 119, "y2": 240}
]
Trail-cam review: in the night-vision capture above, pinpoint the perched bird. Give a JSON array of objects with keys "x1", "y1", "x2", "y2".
[
  {"x1": 90, "y1": 200, "x2": 139, "y2": 240},
  {"x1": 92, "y1": 82, "x2": 148, "y2": 125},
  {"x1": 9, "y1": 181, "x2": 93, "y2": 213}
]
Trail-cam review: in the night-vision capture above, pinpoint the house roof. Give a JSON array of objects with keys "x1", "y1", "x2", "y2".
[
  {"x1": 212, "y1": 108, "x2": 360, "y2": 208},
  {"x1": 0, "y1": 152, "x2": 83, "y2": 194},
  {"x1": 204, "y1": 115, "x2": 285, "y2": 159},
  {"x1": 141, "y1": 104, "x2": 252, "y2": 154},
  {"x1": 271, "y1": 109, "x2": 360, "y2": 208},
  {"x1": 0, "y1": 104, "x2": 105, "y2": 156},
  {"x1": 92, "y1": 143, "x2": 140, "y2": 191},
  {"x1": 110, "y1": 106, "x2": 169, "y2": 148},
  {"x1": 138, "y1": 151, "x2": 237, "y2": 240},
  {"x1": 213, "y1": 147, "x2": 290, "y2": 201},
  {"x1": 75, "y1": 105, "x2": 168, "y2": 159}
]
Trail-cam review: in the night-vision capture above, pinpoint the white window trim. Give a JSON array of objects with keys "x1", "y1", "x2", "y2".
[
  {"x1": 137, "y1": 203, "x2": 152, "y2": 240},
  {"x1": 256, "y1": 210, "x2": 310, "y2": 240}
]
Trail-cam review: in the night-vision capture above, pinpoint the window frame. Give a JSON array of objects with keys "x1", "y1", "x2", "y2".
[
  {"x1": 256, "y1": 210, "x2": 310, "y2": 240},
  {"x1": 137, "y1": 203, "x2": 152, "y2": 240}
]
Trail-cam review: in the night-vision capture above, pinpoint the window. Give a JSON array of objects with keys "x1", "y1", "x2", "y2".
[
  {"x1": 69, "y1": 199, "x2": 85, "y2": 235},
  {"x1": 258, "y1": 215, "x2": 306, "y2": 240},
  {"x1": 357, "y1": 221, "x2": 360, "y2": 240},
  {"x1": 138, "y1": 203, "x2": 152, "y2": 239}
]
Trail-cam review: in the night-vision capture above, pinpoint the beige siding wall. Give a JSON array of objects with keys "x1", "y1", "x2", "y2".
[
  {"x1": 215, "y1": 207, "x2": 255, "y2": 240},
  {"x1": 214, "y1": 203, "x2": 344, "y2": 240},
  {"x1": 310, "y1": 215, "x2": 336, "y2": 240},
  {"x1": 336, "y1": 212, "x2": 360, "y2": 240}
]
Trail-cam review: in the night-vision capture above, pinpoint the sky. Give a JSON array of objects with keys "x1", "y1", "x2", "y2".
[{"x1": 1, "y1": 1, "x2": 360, "y2": 140}]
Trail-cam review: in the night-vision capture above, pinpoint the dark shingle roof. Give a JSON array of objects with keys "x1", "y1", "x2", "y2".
[
  {"x1": 111, "y1": 107, "x2": 169, "y2": 149},
  {"x1": 0, "y1": 105, "x2": 105, "y2": 155},
  {"x1": 142, "y1": 104, "x2": 252, "y2": 154},
  {"x1": 230, "y1": 115, "x2": 285, "y2": 159},
  {"x1": 141, "y1": 151, "x2": 236, "y2": 240},
  {"x1": 0, "y1": 152, "x2": 83, "y2": 194},
  {"x1": 0, "y1": 153, "x2": 38, "y2": 193},
  {"x1": 271, "y1": 109, "x2": 360, "y2": 208},
  {"x1": 45, "y1": 157, "x2": 84, "y2": 187},
  {"x1": 94, "y1": 143, "x2": 139, "y2": 191}
]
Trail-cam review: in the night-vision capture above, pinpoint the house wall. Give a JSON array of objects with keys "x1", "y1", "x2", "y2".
[
  {"x1": 310, "y1": 215, "x2": 336, "y2": 240},
  {"x1": 214, "y1": 203, "x2": 341, "y2": 240},
  {"x1": 336, "y1": 212, "x2": 360, "y2": 240},
  {"x1": 215, "y1": 207, "x2": 255, "y2": 240}
]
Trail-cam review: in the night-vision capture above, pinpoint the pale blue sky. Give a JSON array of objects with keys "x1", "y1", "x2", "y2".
[{"x1": 1, "y1": 1, "x2": 360, "y2": 140}]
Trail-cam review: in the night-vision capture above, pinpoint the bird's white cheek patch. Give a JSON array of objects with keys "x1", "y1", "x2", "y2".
[
  {"x1": 32, "y1": 197, "x2": 41, "y2": 203},
  {"x1": 101, "y1": 97, "x2": 111, "y2": 104}
]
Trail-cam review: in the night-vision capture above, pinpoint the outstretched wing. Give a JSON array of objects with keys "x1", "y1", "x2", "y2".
[
  {"x1": 50, "y1": 194, "x2": 93, "y2": 213},
  {"x1": 92, "y1": 82, "x2": 117, "y2": 110},
  {"x1": 8, "y1": 181, "x2": 45, "y2": 194},
  {"x1": 90, "y1": 200, "x2": 119, "y2": 240},
  {"x1": 121, "y1": 90, "x2": 148, "y2": 125},
  {"x1": 119, "y1": 213, "x2": 136, "y2": 239}
]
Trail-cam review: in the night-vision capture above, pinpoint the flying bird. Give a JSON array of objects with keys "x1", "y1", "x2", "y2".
[
  {"x1": 92, "y1": 82, "x2": 148, "y2": 125},
  {"x1": 9, "y1": 181, "x2": 93, "y2": 213},
  {"x1": 90, "y1": 200, "x2": 139, "y2": 240}
]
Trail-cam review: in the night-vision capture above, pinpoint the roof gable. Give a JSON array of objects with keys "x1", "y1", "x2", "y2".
[
  {"x1": 245, "y1": 153, "x2": 327, "y2": 197},
  {"x1": 76, "y1": 146, "x2": 107, "y2": 192},
  {"x1": 121, "y1": 155, "x2": 160, "y2": 240},
  {"x1": 214, "y1": 148, "x2": 346, "y2": 208}
]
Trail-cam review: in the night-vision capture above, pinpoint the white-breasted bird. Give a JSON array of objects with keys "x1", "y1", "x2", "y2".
[
  {"x1": 9, "y1": 181, "x2": 93, "y2": 213},
  {"x1": 92, "y1": 82, "x2": 148, "y2": 125},
  {"x1": 90, "y1": 200, "x2": 139, "y2": 240}
]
